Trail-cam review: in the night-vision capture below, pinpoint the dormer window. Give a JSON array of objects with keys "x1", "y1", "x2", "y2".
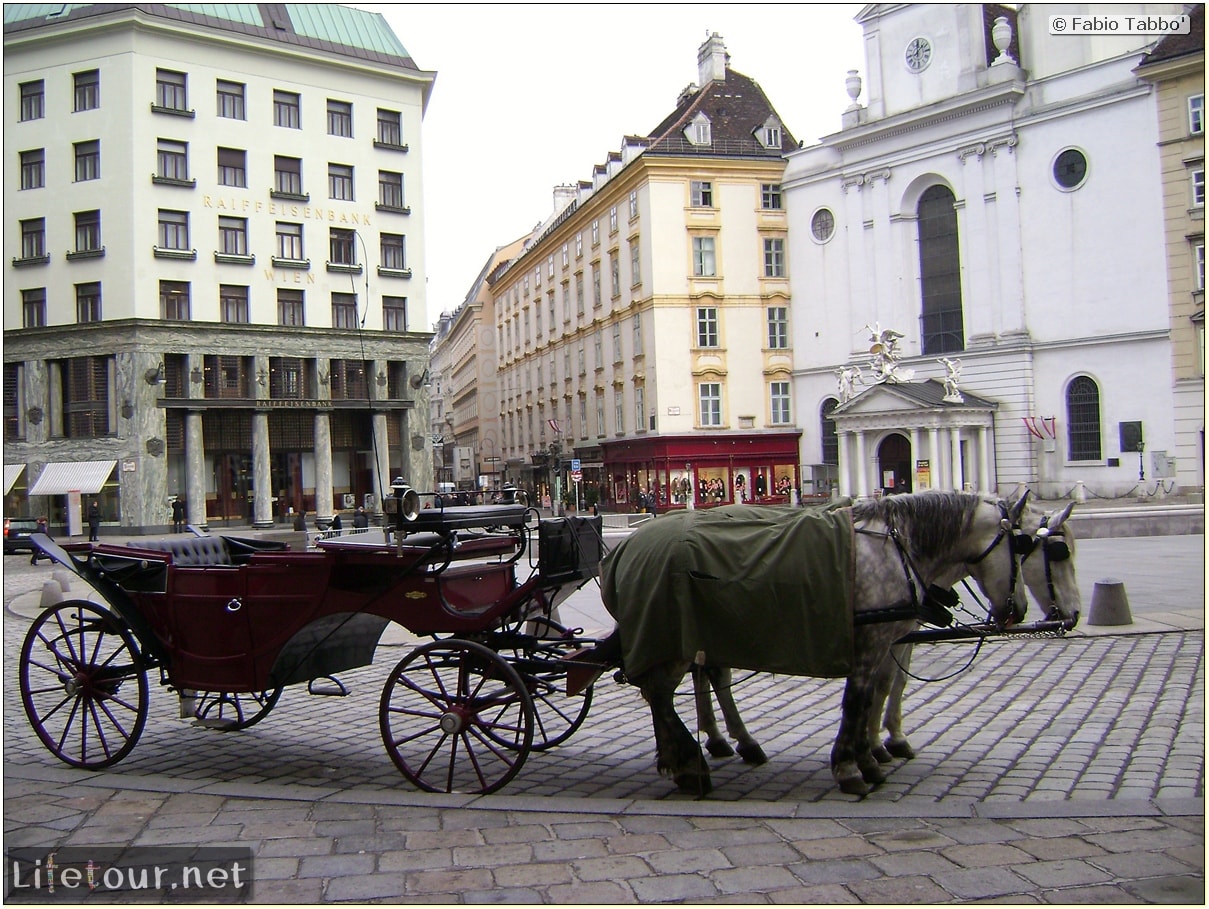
[
  {"x1": 686, "y1": 112, "x2": 712, "y2": 146},
  {"x1": 756, "y1": 117, "x2": 782, "y2": 150}
]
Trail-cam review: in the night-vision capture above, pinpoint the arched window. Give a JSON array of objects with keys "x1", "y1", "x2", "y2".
[
  {"x1": 917, "y1": 185, "x2": 965, "y2": 354},
  {"x1": 820, "y1": 398, "x2": 839, "y2": 465},
  {"x1": 1066, "y1": 375, "x2": 1102, "y2": 461}
]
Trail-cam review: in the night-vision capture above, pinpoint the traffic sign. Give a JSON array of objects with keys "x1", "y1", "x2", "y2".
[
  {"x1": 571, "y1": 458, "x2": 581, "y2": 471},
  {"x1": 571, "y1": 470, "x2": 583, "y2": 483}
]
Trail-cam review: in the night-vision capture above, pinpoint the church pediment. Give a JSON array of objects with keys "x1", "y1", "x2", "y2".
[{"x1": 834, "y1": 379, "x2": 997, "y2": 419}]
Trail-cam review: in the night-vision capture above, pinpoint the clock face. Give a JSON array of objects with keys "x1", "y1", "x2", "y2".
[{"x1": 905, "y1": 36, "x2": 932, "y2": 73}]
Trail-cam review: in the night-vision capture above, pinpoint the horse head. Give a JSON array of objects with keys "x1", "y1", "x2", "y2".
[
  {"x1": 1011, "y1": 496, "x2": 1080, "y2": 625},
  {"x1": 963, "y1": 493, "x2": 1031, "y2": 628}
]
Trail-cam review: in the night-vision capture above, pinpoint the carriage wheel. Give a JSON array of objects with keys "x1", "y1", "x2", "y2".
[
  {"x1": 379, "y1": 639, "x2": 534, "y2": 794},
  {"x1": 19, "y1": 600, "x2": 149, "y2": 769},
  {"x1": 488, "y1": 620, "x2": 593, "y2": 751},
  {"x1": 189, "y1": 687, "x2": 282, "y2": 730}
]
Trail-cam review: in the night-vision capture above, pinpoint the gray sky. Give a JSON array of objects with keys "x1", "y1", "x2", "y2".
[{"x1": 367, "y1": 3, "x2": 866, "y2": 327}]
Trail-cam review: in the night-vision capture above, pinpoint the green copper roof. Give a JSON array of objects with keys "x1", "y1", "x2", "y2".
[
  {"x1": 287, "y1": 4, "x2": 410, "y2": 58},
  {"x1": 166, "y1": 4, "x2": 264, "y2": 27},
  {"x1": 4, "y1": 5, "x2": 90, "y2": 25}
]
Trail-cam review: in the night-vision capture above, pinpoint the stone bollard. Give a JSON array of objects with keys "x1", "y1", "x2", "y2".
[
  {"x1": 52, "y1": 569, "x2": 73, "y2": 593},
  {"x1": 1088, "y1": 578, "x2": 1133, "y2": 626},
  {"x1": 39, "y1": 579, "x2": 64, "y2": 609}
]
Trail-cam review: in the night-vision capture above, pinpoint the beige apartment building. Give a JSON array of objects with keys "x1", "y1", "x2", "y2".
[{"x1": 490, "y1": 34, "x2": 800, "y2": 512}]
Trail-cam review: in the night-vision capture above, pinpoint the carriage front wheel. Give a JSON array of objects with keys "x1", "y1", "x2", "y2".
[
  {"x1": 19, "y1": 600, "x2": 150, "y2": 769},
  {"x1": 380, "y1": 639, "x2": 534, "y2": 794}
]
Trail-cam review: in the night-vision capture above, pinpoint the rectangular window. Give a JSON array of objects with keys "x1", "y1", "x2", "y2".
[
  {"x1": 1192, "y1": 167, "x2": 1205, "y2": 208},
  {"x1": 74, "y1": 210, "x2": 101, "y2": 252},
  {"x1": 761, "y1": 183, "x2": 782, "y2": 209},
  {"x1": 699, "y1": 383, "x2": 721, "y2": 427},
  {"x1": 592, "y1": 267, "x2": 602, "y2": 307},
  {"x1": 578, "y1": 346, "x2": 585, "y2": 375},
  {"x1": 217, "y1": 147, "x2": 246, "y2": 187},
  {"x1": 1194, "y1": 242, "x2": 1206, "y2": 292},
  {"x1": 20, "y1": 80, "x2": 44, "y2": 121},
  {"x1": 327, "y1": 99, "x2": 353, "y2": 137},
  {"x1": 20, "y1": 149, "x2": 44, "y2": 189},
  {"x1": 273, "y1": 89, "x2": 300, "y2": 128},
  {"x1": 575, "y1": 275, "x2": 585, "y2": 315},
  {"x1": 381, "y1": 233, "x2": 406, "y2": 270},
  {"x1": 635, "y1": 385, "x2": 645, "y2": 433},
  {"x1": 612, "y1": 321, "x2": 622, "y2": 362},
  {"x1": 20, "y1": 218, "x2": 45, "y2": 259},
  {"x1": 591, "y1": 220, "x2": 600, "y2": 246},
  {"x1": 278, "y1": 289, "x2": 304, "y2": 326},
  {"x1": 274, "y1": 156, "x2": 303, "y2": 195},
  {"x1": 155, "y1": 68, "x2": 187, "y2": 111},
  {"x1": 377, "y1": 108, "x2": 402, "y2": 145},
  {"x1": 276, "y1": 222, "x2": 303, "y2": 260},
  {"x1": 763, "y1": 237, "x2": 785, "y2": 277},
  {"x1": 1190, "y1": 94, "x2": 1205, "y2": 135},
  {"x1": 76, "y1": 282, "x2": 102, "y2": 323},
  {"x1": 576, "y1": 232, "x2": 583, "y2": 258},
  {"x1": 609, "y1": 206, "x2": 618, "y2": 233},
  {"x1": 157, "y1": 139, "x2": 188, "y2": 180},
  {"x1": 219, "y1": 216, "x2": 248, "y2": 255},
  {"x1": 332, "y1": 293, "x2": 358, "y2": 329},
  {"x1": 160, "y1": 281, "x2": 190, "y2": 320},
  {"x1": 614, "y1": 390, "x2": 624, "y2": 435},
  {"x1": 216, "y1": 79, "x2": 245, "y2": 119},
  {"x1": 383, "y1": 296, "x2": 407, "y2": 331},
  {"x1": 762, "y1": 126, "x2": 782, "y2": 148},
  {"x1": 74, "y1": 139, "x2": 100, "y2": 181},
  {"x1": 158, "y1": 210, "x2": 189, "y2": 250},
  {"x1": 633, "y1": 312, "x2": 643, "y2": 353},
  {"x1": 767, "y1": 306, "x2": 788, "y2": 349},
  {"x1": 329, "y1": 163, "x2": 354, "y2": 200},
  {"x1": 329, "y1": 228, "x2": 356, "y2": 265},
  {"x1": 610, "y1": 253, "x2": 620, "y2": 297},
  {"x1": 63, "y1": 356, "x2": 110, "y2": 438},
  {"x1": 22, "y1": 288, "x2": 46, "y2": 328},
  {"x1": 74, "y1": 69, "x2": 99, "y2": 111},
  {"x1": 691, "y1": 180, "x2": 713, "y2": 207},
  {"x1": 770, "y1": 381, "x2": 791, "y2": 425},
  {"x1": 692, "y1": 236, "x2": 717, "y2": 276},
  {"x1": 629, "y1": 190, "x2": 639, "y2": 220},
  {"x1": 596, "y1": 392, "x2": 605, "y2": 437},
  {"x1": 630, "y1": 242, "x2": 641, "y2": 285},
  {"x1": 562, "y1": 243, "x2": 569, "y2": 267},
  {"x1": 379, "y1": 170, "x2": 404, "y2": 208},
  {"x1": 220, "y1": 285, "x2": 249, "y2": 323},
  {"x1": 696, "y1": 307, "x2": 719, "y2": 348}
]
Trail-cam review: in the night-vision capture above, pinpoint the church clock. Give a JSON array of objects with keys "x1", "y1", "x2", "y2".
[{"x1": 904, "y1": 36, "x2": 932, "y2": 73}]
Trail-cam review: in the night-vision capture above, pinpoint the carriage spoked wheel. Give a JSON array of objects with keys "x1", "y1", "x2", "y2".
[
  {"x1": 19, "y1": 600, "x2": 149, "y2": 769},
  {"x1": 188, "y1": 687, "x2": 282, "y2": 730},
  {"x1": 380, "y1": 639, "x2": 534, "y2": 794},
  {"x1": 485, "y1": 617, "x2": 593, "y2": 751}
]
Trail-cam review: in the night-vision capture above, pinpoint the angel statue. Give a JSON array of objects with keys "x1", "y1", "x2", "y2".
[
  {"x1": 835, "y1": 365, "x2": 861, "y2": 403},
  {"x1": 864, "y1": 323, "x2": 914, "y2": 383},
  {"x1": 938, "y1": 357, "x2": 964, "y2": 403}
]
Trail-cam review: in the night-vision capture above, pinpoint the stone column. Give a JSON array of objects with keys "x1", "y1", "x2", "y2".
[
  {"x1": 854, "y1": 430, "x2": 869, "y2": 499},
  {"x1": 314, "y1": 412, "x2": 333, "y2": 520},
  {"x1": 950, "y1": 426, "x2": 964, "y2": 491},
  {"x1": 978, "y1": 425, "x2": 992, "y2": 493},
  {"x1": 252, "y1": 410, "x2": 272, "y2": 527},
  {"x1": 185, "y1": 411, "x2": 206, "y2": 528},
  {"x1": 910, "y1": 428, "x2": 923, "y2": 490},
  {"x1": 372, "y1": 411, "x2": 390, "y2": 504},
  {"x1": 928, "y1": 426, "x2": 943, "y2": 489}
]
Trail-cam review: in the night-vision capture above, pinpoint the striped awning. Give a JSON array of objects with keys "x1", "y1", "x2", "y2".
[
  {"x1": 4, "y1": 464, "x2": 26, "y2": 494},
  {"x1": 29, "y1": 460, "x2": 116, "y2": 496}
]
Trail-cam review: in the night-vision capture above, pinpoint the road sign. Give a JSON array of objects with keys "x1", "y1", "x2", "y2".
[
  {"x1": 571, "y1": 458, "x2": 581, "y2": 471},
  {"x1": 571, "y1": 469, "x2": 583, "y2": 483}
]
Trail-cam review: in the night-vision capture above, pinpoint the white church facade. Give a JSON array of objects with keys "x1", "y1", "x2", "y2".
[{"x1": 785, "y1": 3, "x2": 1189, "y2": 501}]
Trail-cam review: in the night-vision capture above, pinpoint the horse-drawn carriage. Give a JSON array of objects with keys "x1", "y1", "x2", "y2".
[{"x1": 19, "y1": 485, "x2": 1079, "y2": 797}]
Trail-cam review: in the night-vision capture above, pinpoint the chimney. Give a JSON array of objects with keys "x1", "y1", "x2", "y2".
[{"x1": 697, "y1": 32, "x2": 728, "y2": 85}]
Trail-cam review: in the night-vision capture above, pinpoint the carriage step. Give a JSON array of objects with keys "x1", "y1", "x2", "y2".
[
  {"x1": 308, "y1": 675, "x2": 349, "y2": 697},
  {"x1": 563, "y1": 631, "x2": 623, "y2": 696}
]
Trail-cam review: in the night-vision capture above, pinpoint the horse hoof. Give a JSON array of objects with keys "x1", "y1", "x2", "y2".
[
  {"x1": 885, "y1": 739, "x2": 916, "y2": 760},
  {"x1": 706, "y1": 739, "x2": 735, "y2": 759},
  {"x1": 871, "y1": 744, "x2": 894, "y2": 764},
  {"x1": 838, "y1": 776, "x2": 869, "y2": 797},
  {"x1": 860, "y1": 764, "x2": 886, "y2": 785},
  {"x1": 674, "y1": 773, "x2": 712, "y2": 796},
  {"x1": 736, "y1": 742, "x2": 768, "y2": 765}
]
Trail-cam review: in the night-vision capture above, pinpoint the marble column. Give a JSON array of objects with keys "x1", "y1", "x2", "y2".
[
  {"x1": 950, "y1": 426, "x2": 964, "y2": 491},
  {"x1": 252, "y1": 410, "x2": 272, "y2": 527},
  {"x1": 372, "y1": 411, "x2": 390, "y2": 506},
  {"x1": 978, "y1": 425, "x2": 991, "y2": 493},
  {"x1": 314, "y1": 412, "x2": 333, "y2": 520},
  {"x1": 837, "y1": 431, "x2": 852, "y2": 498},
  {"x1": 185, "y1": 411, "x2": 206, "y2": 528},
  {"x1": 855, "y1": 430, "x2": 869, "y2": 498},
  {"x1": 928, "y1": 426, "x2": 942, "y2": 489}
]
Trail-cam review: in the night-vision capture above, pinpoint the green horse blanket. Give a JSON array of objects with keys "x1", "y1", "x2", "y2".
[{"x1": 600, "y1": 502, "x2": 855, "y2": 681}]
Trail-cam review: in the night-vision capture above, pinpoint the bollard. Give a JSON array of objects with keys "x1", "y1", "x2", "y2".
[
  {"x1": 1087, "y1": 578, "x2": 1133, "y2": 626},
  {"x1": 39, "y1": 579, "x2": 64, "y2": 609},
  {"x1": 52, "y1": 569, "x2": 73, "y2": 593}
]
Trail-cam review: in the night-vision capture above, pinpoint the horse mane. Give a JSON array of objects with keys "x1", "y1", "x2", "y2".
[{"x1": 852, "y1": 491, "x2": 993, "y2": 561}]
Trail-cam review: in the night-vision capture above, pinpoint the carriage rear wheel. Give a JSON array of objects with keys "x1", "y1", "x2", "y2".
[
  {"x1": 488, "y1": 618, "x2": 593, "y2": 751},
  {"x1": 19, "y1": 600, "x2": 149, "y2": 769},
  {"x1": 189, "y1": 687, "x2": 282, "y2": 730},
  {"x1": 380, "y1": 639, "x2": 534, "y2": 794}
]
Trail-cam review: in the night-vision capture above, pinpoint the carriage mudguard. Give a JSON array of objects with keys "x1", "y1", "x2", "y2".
[{"x1": 601, "y1": 504, "x2": 856, "y2": 680}]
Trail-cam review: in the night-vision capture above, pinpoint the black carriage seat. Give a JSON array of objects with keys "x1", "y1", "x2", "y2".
[
  {"x1": 134, "y1": 536, "x2": 233, "y2": 567},
  {"x1": 404, "y1": 504, "x2": 528, "y2": 535}
]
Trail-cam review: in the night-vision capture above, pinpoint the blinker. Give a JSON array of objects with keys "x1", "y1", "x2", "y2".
[{"x1": 1045, "y1": 539, "x2": 1071, "y2": 562}]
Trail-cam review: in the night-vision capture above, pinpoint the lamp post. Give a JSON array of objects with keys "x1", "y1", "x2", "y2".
[{"x1": 1137, "y1": 440, "x2": 1146, "y2": 483}]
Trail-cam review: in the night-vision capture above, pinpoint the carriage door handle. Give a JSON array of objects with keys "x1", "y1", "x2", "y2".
[{"x1": 225, "y1": 598, "x2": 242, "y2": 613}]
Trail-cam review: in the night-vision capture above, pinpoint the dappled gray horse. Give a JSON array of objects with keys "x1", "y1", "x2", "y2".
[{"x1": 602, "y1": 491, "x2": 1031, "y2": 796}]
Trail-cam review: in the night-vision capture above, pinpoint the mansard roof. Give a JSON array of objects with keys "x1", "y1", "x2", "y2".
[
  {"x1": 645, "y1": 66, "x2": 797, "y2": 158},
  {"x1": 1136, "y1": 3, "x2": 1204, "y2": 67}
]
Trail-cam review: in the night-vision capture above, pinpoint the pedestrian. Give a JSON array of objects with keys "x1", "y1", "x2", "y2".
[
  {"x1": 30, "y1": 516, "x2": 49, "y2": 565},
  {"x1": 352, "y1": 505, "x2": 369, "y2": 529},
  {"x1": 171, "y1": 495, "x2": 185, "y2": 533},
  {"x1": 87, "y1": 500, "x2": 101, "y2": 542},
  {"x1": 330, "y1": 511, "x2": 343, "y2": 532},
  {"x1": 293, "y1": 510, "x2": 307, "y2": 532}
]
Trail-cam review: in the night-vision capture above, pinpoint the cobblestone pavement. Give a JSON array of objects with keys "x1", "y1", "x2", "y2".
[{"x1": 3, "y1": 536, "x2": 1204, "y2": 904}]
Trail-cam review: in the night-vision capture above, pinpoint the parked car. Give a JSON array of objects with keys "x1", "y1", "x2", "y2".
[{"x1": 4, "y1": 517, "x2": 39, "y2": 554}]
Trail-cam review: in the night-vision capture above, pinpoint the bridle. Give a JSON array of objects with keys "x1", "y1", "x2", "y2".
[
  {"x1": 964, "y1": 501, "x2": 1028, "y2": 627},
  {"x1": 1013, "y1": 513, "x2": 1072, "y2": 618}
]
